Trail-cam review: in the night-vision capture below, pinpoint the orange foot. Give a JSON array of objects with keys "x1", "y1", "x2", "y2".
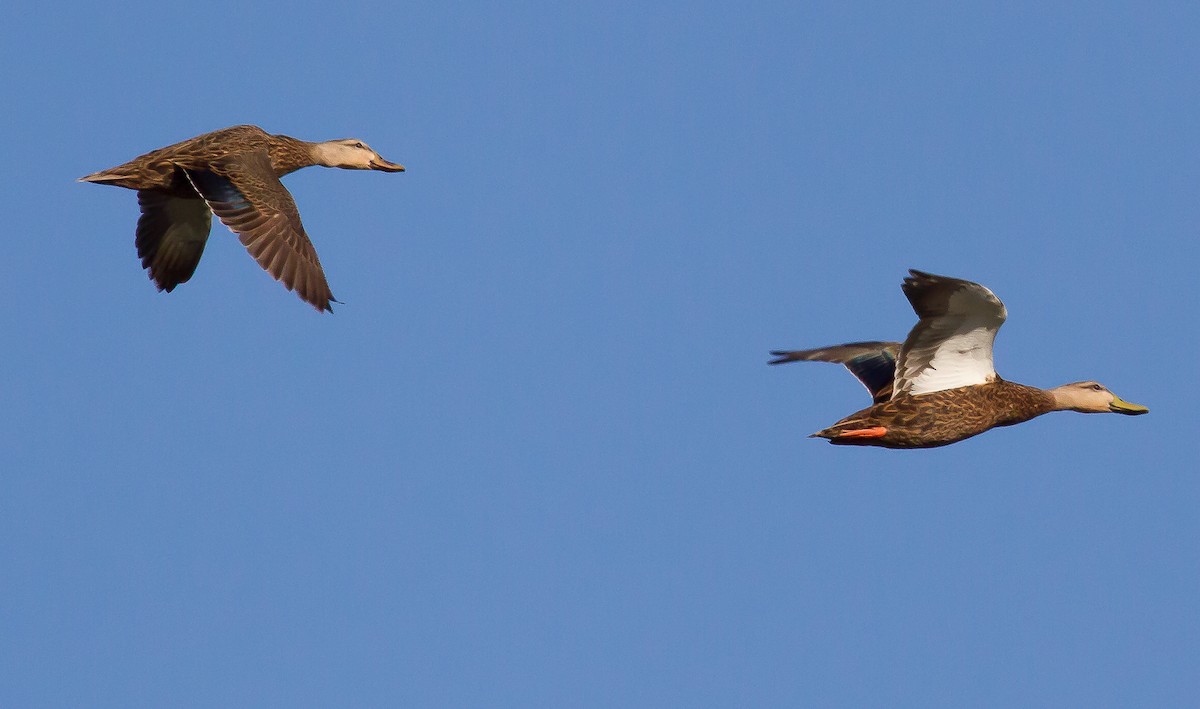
[{"x1": 835, "y1": 426, "x2": 888, "y2": 439}]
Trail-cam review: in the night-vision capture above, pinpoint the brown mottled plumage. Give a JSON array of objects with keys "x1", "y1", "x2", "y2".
[
  {"x1": 814, "y1": 379, "x2": 1056, "y2": 448},
  {"x1": 771, "y1": 270, "x2": 1148, "y2": 449},
  {"x1": 80, "y1": 124, "x2": 405, "y2": 312}
]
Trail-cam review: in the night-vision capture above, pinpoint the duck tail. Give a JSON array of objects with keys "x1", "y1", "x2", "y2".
[{"x1": 78, "y1": 169, "x2": 130, "y2": 185}]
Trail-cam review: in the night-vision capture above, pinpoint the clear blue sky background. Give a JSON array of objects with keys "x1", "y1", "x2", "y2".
[{"x1": 1, "y1": 2, "x2": 1195, "y2": 706}]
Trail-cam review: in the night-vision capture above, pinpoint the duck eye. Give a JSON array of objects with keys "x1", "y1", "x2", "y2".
[
  {"x1": 1091, "y1": 384, "x2": 1103, "y2": 391},
  {"x1": 354, "y1": 142, "x2": 365, "y2": 149}
]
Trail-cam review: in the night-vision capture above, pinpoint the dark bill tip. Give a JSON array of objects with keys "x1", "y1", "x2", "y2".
[{"x1": 370, "y1": 159, "x2": 405, "y2": 172}]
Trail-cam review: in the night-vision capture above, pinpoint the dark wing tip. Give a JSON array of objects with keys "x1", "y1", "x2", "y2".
[
  {"x1": 901, "y1": 268, "x2": 970, "y2": 317},
  {"x1": 768, "y1": 350, "x2": 796, "y2": 365},
  {"x1": 902, "y1": 268, "x2": 940, "y2": 292},
  {"x1": 317, "y1": 295, "x2": 344, "y2": 314},
  {"x1": 300, "y1": 286, "x2": 336, "y2": 313},
  {"x1": 904, "y1": 268, "x2": 978, "y2": 291}
]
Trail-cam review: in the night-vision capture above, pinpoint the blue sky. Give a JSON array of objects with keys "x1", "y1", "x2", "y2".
[{"x1": 1, "y1": 1, "x2": 1195, "y2": 706}]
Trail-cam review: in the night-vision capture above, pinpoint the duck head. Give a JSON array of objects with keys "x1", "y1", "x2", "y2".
[
  {"x1": 1050, "y1": 381, "x2": 1149, "y2": 415},
  {"x1": 313, "y1": 139, "x2": 405, "y2": 172}
]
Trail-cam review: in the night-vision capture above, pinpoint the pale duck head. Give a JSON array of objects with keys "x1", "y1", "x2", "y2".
[
  {"x1": 1049, "y1": 381, "x2": 1148, "y2": 415},
  {"x1": 312, "y1": 139, "x2": 405, "y2": 172}
]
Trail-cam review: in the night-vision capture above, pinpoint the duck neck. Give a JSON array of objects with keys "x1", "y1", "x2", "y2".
[
  {"x1": 991, "y1": 379, "x2": 1058, "y2": 425},
  {"x1": 1022, "y1": 383, "x2": 1060, "y2": 416},
  {"x1": 267, "y1": 134, "x2": 319, "y2": 177}
]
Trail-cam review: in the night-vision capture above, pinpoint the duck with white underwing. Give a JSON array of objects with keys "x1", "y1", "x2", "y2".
[{"x1": 769, "y1": 270, "x2": 1148, "y2": 448}]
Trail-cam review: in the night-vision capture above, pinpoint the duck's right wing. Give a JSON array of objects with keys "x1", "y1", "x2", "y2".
[
  {"x1": 894, "y1": 269, "x2": 1007, "y2": 397},
  {"x1": 183, "y1": 150, "x2": 336, "y2": 312}
]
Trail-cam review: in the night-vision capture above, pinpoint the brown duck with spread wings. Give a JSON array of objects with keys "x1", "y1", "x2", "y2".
[
  {"x1": 770, "y1": 270, "x2": 1148, "y2": 448},
  {"x1": 80, "y1": 124, "x2": 405, "y2": 312}
]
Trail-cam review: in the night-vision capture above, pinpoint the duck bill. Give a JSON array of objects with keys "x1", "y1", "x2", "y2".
[
  {"x1": 369, "y1": 157, "x2": 405, "y2": 172},
  {"x1": 1109, "y1": 395, "x2": 1149, "y2": 415}
]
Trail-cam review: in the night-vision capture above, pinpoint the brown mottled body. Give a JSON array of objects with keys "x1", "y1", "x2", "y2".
[
  {"x1": 814, "y1": 379, "x2": 1056, "y2": 449},
  {"x1": 92, "y1": 125, "x2": 314, "y2": 194}
]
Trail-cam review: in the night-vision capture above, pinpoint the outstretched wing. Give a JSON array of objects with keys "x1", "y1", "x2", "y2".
[
  {"x1": 182, "y1": 150, "x2": 335, "y2": 312},
  {"x1": 894, "y1": 269, "x2": 1007, "y2": 396},
  {"x1": 770, "y1": 341, "x2": 901, "y2": 404}
]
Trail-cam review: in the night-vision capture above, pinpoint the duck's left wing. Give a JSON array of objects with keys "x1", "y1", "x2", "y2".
[
  {"x1": 769, "y1": 341, "x2": 901, "y2": 404},
  {"x1": 893, "y1": 269, "x2": 1007, "y2": 397},
  {"x1": 182, "y1": 150, "x2": 335, "y2": 312},
  {"x1": 134, "y1": 190, "x2": 212, "y2": 292}
]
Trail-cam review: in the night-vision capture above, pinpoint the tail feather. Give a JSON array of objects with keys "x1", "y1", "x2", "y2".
[{"x1": 78, "y1": 170, "x2": 127, "y2": 184}]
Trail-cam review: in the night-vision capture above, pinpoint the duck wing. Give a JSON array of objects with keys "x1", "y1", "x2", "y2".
[
  {"x1": 135, "y1": 190, "x2": 212, "y2": 292},
  {"x1": 182, "y1": 150, "x2": 335, "y2": 312},
  {"x1": 894, "y1": 269, "x2": 1007, "y2": 397},
  {"x1": 769, "y1": 341, "x2": 900, "y2": 404}
]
